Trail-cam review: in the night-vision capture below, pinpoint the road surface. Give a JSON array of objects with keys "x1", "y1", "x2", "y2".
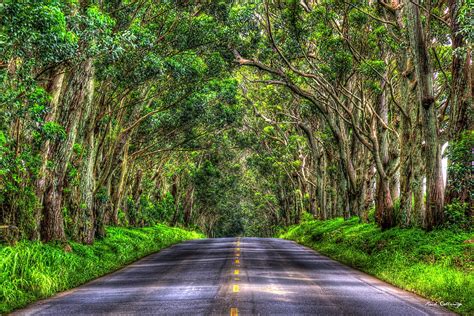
[{"x1": 14, "y1": 238, "x2": 454, "y2": 315}]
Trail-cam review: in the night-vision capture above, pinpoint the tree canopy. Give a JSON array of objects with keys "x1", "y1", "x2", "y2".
[{"x1": 0, "y1": 0, "x2": 472, "y2": 241}]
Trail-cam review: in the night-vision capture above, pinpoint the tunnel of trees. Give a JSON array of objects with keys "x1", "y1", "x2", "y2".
[{"x1": 0, "y1": 0, "x2": 472, "y2": 241}]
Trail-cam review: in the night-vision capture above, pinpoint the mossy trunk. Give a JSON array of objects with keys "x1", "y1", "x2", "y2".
[
  {"x1": 112, "y1": 140, "x2": 130, "y2": 225},
  {"x1": 76, "y1": 67, "x2": 96, "y2": 244},
  {"x1": 445, "y1": 0, "x2": 473, "y2": 205},
  {"x1": 405, "y1": 0, "x2": 444, "y2": 229},
  {"x1": 41, "y1": 59, "x2": 94, "y2": 242},
  {"x1": 399, "y1": 60, "x2": 415, "y2": 226},
  {"x1": 183, "y1": 186, "x2": 195, "y2": 226},
  {"x1": 374, "y1": 77, "x2": 394, "y2": 229},
  {"x1": 35, "y1": 66, "x2": 65, "y2": 240}
]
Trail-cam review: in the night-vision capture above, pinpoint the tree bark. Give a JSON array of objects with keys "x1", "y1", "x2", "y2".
[
  {"x1": 41, "y1": 58, "x2": 94, "y2": 242},
  {"x1": 398, "y1": 54, "x2": 415, "y2": 227},
  {"x1": 445, "y1": 0, "x2": 473, "y2": 204},
  {"x1": 405, "y1": 0, "x2": 444, "y2": 229},
  {"x1": 35, "y1": 66, "x2": 65, "y2": 240},
  {"x1": 76, "y1": 67, "x2": 96, "y2": 244},
  {"x1": 374, "y1": 77, "x2": 395, "y2": 229},
  {"x1": 112, "y1": 139, "x2": 130, "y2": 225},
  {"x1": 183, "y1": 185, "x2": 195, "y2": 226}
]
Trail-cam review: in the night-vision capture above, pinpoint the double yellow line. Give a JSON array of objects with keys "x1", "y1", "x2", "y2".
[{"x1": 231, "y1": 237, "x2": 241, "y2": 315}]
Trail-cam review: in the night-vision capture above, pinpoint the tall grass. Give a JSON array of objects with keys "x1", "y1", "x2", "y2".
[
  {"x1": 280, "y1": 217, "x2": 473, "y2": 315},
  {"x1": 0, "y1": 224, "x2": 203, "y2": 313}
]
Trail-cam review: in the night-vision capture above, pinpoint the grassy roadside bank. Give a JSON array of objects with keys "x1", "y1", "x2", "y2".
[
  {"x1": 279, "y1": 217, "x2": 473, "y2": 315},
  {"x1": 0, "y1": 224, "x2": 203, "y2": 313}
]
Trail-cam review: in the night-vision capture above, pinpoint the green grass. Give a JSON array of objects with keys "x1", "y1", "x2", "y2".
[
  {"x1": 0, "y1": 224, "x2": 203, "y2": 313},
  {"x1": 279, "y1": 217, "x2": 473, "y2": 315}
]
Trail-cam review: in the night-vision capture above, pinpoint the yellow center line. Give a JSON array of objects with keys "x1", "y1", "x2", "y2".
[
  {"x1": 236, "y1": 248, "x2": 240, "y2": 251},
  {"x1": 233, "y1": 284, "x2": 240, "y2": 292},
  {"x1": 234, "y1": 277, "x2": 240, "y2": 281},
  {"x1": 234, "y1": 269, "x2": 239, "y2": 275},
  {"x1": 235, "y1": 253, "x2": 240, "y2": 257},
  {"x1": 235, "y1": 259, "x2": 240, "y2": 264},
  {"x1": 230, "y1": 307, "x2": 239, "y2": 316}
]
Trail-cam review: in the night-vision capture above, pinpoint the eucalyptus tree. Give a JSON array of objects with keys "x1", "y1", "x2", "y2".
[
  {"x1": 231, "y1": 0, "x2": 471, "y2": 229},
  {"x1": 231, "y1": 1, "x2": 395, "y2": 227},
  {"x1": 0, "y1": 0, "x2": 240, "y2": 242},
  {"x1": 0, "y1": 0, "x2": 471, "y2": 242}
]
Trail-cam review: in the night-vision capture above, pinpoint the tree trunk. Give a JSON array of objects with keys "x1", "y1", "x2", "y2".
[
  {"x1": 399, "y1": 54, "x2": 415, "y2": 227},
  {"x1": 130, "y1": 169, "x2": 143, "y2": 226},
  {"x1": 405, "y1": 0, "x2": 444, "y2": 229},
  {"x1": 374, "y1": 76, "x2": 395, "y2": 229},
  {"x1": 399, "y1": 131, "x2": 413, "y2": 226},
  {"x1": 112, "y1": 140, "x2": 130, "y2": 225},
  {"x1": 94, "y1": 177, "x2": 112, "y2": 239},
  {"x1": 76, "y1": 67, "x2": 96, "y2": 244},
  {"x1": 171, "y1": 175, "x2": 180, "y2": 225},
  {"x1": 319, "y1": 151, "x2": 327, "y2": 219},
  {"x1": 447, "y1": 0, "x2": 472, "y2": 140},
  {"x1": 361, "y1": 161, "x2": 375, "y2": 222},
  {"x1": 376, "y1": 179, "x2": 394, "y2": 229},
  {"x1": 445, "y1": 0, "x2": 473, "y2": 204},
  {"x1": 183, "y1": 186, "x2": 195, "y2": 226},
  {"x1": 41, "y1": 59, "x2": 94, "y2": 242},
  {"x1": 35, "y1": 66, "x2": 65, "y2": 240}
]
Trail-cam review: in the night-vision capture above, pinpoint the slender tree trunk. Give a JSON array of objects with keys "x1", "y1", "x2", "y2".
[
  {"x1": 399, "y1": 58, "x2": 413, "y2": 226},
  {"x1": 320, "y1": 151, "x2": 327, "y2": 219},
  {"x1": 130, "y1": 169, "x2": 143, "y2": 226},
  {"x1": 412, "y1": 145, "x2": 425, "y2": 226},
  {"x1": 362, "y1": 161, "x2": 375, "y2": 222},
  {"x1": 94, "y1": 177, "x2": 112, "y2": 239},
  {"x1": 399, "y1": 136, "x2": 414, "y2": 226},
  {"x1": 112, "y1": 140, "x2": 130, "y2": 225},
  {"x1": 183, "y1": 186, "x2": 195, "y2": 226},
  {"x1": 171, "y1": 175, "x2": 180, "y2": 225}
]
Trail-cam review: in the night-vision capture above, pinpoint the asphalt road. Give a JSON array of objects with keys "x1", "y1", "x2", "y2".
[{"x1": 14, "y1": 238, "x2": 454, "y2": 315}]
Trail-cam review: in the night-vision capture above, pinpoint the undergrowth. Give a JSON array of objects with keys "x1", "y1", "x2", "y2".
[
  {"x1": 280, "y1": 217, "x2": 473, "y2": 315},
  {"x1": 0, "y1": 224, "x2": 203, "y2": 313}
]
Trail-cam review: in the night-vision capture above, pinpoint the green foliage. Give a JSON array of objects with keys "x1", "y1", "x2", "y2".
[
  {"x1": 0, "y1": 0, "x2": 469, "y2": 291},
  {"x1": 0, "y1": 0, "x2": 78, "y2": 64},
  {"x1": 0, "y1": 224, "x2": 203, "y2": 313},
  {"x1": 348, "y1": 9, "x2": 368, "y2": 26},
  {"x1": 128, "y1": 193, "x2": 176, "y2": 226},
  {"x1": 446, "y1": 131, "x2": 474, "y2": 199},
  {"x1": 280, "y1": 218, "x2": 474, "y2": 314},
  {"x1": 457, "y1": 1, "x2": 474, "y2": 43},
  {"x1": 444, "y1": 201, "x2": 471, "y2": 230},
  {"x1": 42, "y1": 122, "x2": 66, "y2": 141},
  {"x1": 359, "y1": 60, "x2": 386, "y2": 78}
]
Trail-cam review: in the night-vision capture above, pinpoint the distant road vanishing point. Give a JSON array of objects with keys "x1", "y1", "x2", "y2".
[{"x1": 14, "y1": 238, "x2": 454, "y2": 315}]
